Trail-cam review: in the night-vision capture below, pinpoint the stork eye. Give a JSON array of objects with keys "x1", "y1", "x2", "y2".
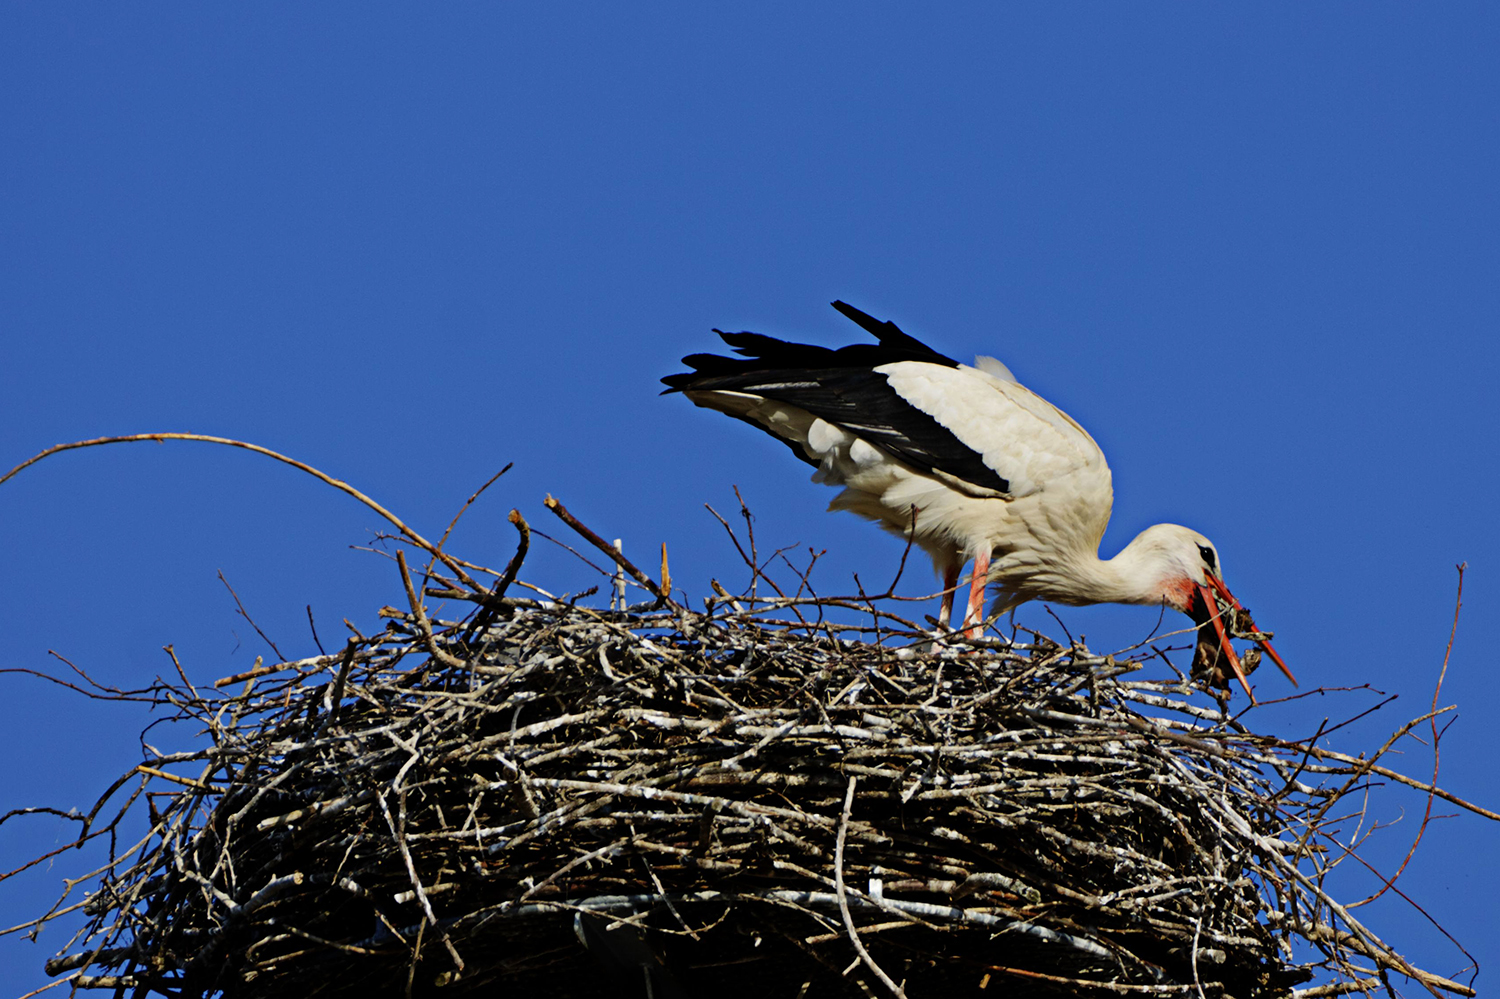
[{"x1": 1197, "y1": 545, "x2": 1217, "y2": 569}]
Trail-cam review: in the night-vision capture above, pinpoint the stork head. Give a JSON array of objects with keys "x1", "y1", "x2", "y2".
[{"x1": 1133, "y1": 524, "x2": 1297, "y2": 703}]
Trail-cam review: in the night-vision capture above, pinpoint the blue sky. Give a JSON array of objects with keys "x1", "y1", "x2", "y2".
[{"x1": 2, "y1": 5, "x2": 1497, "y2": 994}]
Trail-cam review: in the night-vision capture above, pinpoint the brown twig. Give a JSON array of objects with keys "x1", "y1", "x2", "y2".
[
  {"x1": 460, "y1": 509, "x2": 533, "y2": 645},
  {"x1": 217, "y1": 570, "x2": 286, "y2": 662},
  {"x1": 543, "y1": 494, "x2": 670, "y2": 605},
  {"x1": 1363, "y1": 563, "x2": 1466, "y2": 905},
  {"x1": 395, "y1": 549, "x2": 462, "y2": 670},
  {"x1": 431, "y1": 464, "x2": 513, "y2": 566}
]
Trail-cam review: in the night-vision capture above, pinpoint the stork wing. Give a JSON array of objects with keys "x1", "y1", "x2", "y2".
[
  {"x1": 662, "y1": 302, "x2": 1107, "y2": 501},
  {"x1": 875, "y1": 361, "x2": 1106, "y2": 499}
]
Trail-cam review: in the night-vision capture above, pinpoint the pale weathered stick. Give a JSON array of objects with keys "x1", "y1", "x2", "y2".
[{"x1": 834, "y1": 776, "x2": 906, "y2": 999}]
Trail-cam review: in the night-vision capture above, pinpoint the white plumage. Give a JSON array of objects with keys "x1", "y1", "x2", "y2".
[{"x1": 664, "y1": 301, "x2": 1294, "y2": 700}]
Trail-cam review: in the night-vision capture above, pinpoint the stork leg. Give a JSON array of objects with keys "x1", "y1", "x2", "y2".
[
  {"x1": 961, "y1": 548, "x2": 992, "y2": 640},
  {"x1": 938, "y1": 561, "x2": 960, "y2": 631}
]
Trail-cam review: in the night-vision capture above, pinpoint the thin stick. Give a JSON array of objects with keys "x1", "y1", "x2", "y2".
[
  {"x1": 306, "y1": 605, "x2": 327, "y2": 656},
  {"x1": 496, "y1": 509, "x2": 532, "y2": 600},
  {"x1": 217, "y1": 571, "x2": 286, "y2": 662},
  {"x1": 543, "y1": 495, "x2": 669, "y2": 604},
  {"x1": 612, "y1": 538, "x2": 626, "y2": 611},
  {"x1": 733, "y1": 485, "x2": 760, "y2": 600},
  {"x1": 834, "y1": 776, "x2": 906, "y2": 999},
  {"x1": 429, "y1": 463, "x2": 513, "y2": 574},
  {"x1": 396, "y1": 550, "x2": 462, "y2": 670},
  {"x1": 460, "y1": 510, "x2": 533, "y2": 646},
  {"x1": 321, "y1": 638, "x2": 361, "y2": 729},
  {"x1": 0, "y1": 433, "x2": 479, "y2": 590}
]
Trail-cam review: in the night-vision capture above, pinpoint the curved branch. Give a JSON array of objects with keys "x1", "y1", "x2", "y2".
[{"x1": 1, "y1": 433, "x2": 479, "y2": 590}]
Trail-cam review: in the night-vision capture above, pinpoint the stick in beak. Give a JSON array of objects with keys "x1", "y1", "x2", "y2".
[{"x1": 1204, "y1": 574, "x2": 1298, "y2": 687}]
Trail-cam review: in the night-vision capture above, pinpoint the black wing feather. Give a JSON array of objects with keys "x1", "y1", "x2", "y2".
[
  {"x1": 663, "y1": 302, "x2": 1009, "y2": 494},
  {"x1": 829, "y1": 300, "x2": 952, "y2": 360}
]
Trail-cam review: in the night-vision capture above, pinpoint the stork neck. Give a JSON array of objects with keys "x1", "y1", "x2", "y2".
[{"x1": 1066, "y1": 532, "x2": 1180, "y2": 607}]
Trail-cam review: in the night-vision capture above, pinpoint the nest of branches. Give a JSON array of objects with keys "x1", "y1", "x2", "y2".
[{"x1": 0, "y1": 443, "x2": 1478, "y2": 999}]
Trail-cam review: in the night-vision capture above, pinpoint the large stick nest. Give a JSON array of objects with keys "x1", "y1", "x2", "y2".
[{"x1": 7, "y1": 481, "x2": 1479, "y2": 999}]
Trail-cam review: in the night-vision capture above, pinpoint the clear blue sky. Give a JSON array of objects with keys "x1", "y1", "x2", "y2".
[{"x1": 2, "y1": 6, "x2": 1497, "y2": 994}]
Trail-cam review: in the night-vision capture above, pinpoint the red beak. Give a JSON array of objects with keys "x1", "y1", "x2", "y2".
[{"x1": 1197, "y1": 574, "x2": 1298, "y2": 704}]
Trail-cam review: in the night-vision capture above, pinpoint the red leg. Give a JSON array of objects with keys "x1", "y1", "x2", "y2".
[
  {"x1": 962, "y1": 548, "x2": 991, "y2": 639},
  {"x1": 938, "y1": 561, "x2": 959, "y2": 630}
]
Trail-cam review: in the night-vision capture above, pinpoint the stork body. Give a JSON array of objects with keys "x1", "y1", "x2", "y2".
[{"x1": 663, "y1": 301, "x2": 1294, "y2": 699}]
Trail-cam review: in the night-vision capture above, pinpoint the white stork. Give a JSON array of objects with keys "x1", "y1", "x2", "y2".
[{"x1": 663, "y1": 300, "x2": 1296, "y2": 701}]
